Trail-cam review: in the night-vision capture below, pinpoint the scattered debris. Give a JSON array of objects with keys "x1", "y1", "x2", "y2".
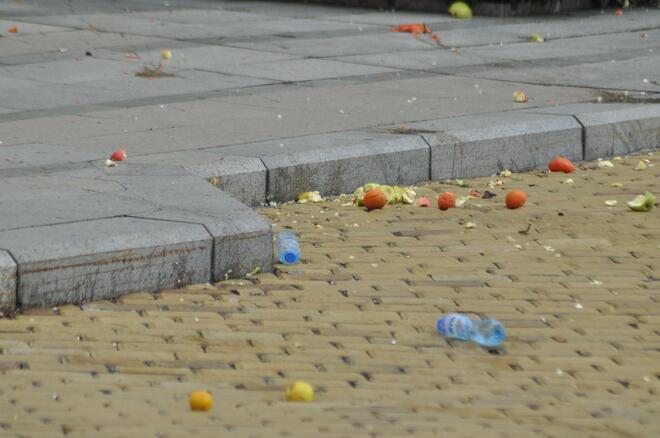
[
  {"x1": 189, "y1": 391, "x2": 213, "y2": 411},
  {"x1": 105, "y1": 159, "x2": 117, "y2": 167},
  {"x1": 610, "y1": 182, "x2": 623, "y2": 188},
  {"x1": 597, "y1": 160, "x2": 614, "y2": 168},
  {"x1": 562, "y1": 178, "x2": 574, "y2": 184},
  {"x1": 286, "y1": 381, "x2": 314, "y2": 402},
  {"x1": 296, "y1": 191, "x2": 324, "y2": 203},
  {"x1": 548, "y1": 156, "x2": 576, "y2": 173},
  {"x1": 518, "y1": 223, "x2": 532, "y2": 235},
  {"x1": 604, "y1": 200, "x2": 618, "y2": 206},
  {"x1": 414, "y1": 197, "x2": 431, "y2": 207},
  {"x1": 451, "y1": 179, "x2": 468, "y2": 187},
  {"x1": 513, "y1": 91, "x2": 528, "y2": 103},
  {"x1": 482, "y1": 190, "x2": 497, "y2": 199},
  {"x1": 245, "y1": 266, "x2": 261, "y2": 278},
  {"x1": 8, "y1": 25, "x2": 18, "y2": 34},
  {"x1": 449, "y1": 2, "x2": 473, "y2": 20},
  {"x1": 627, "y1": 192, "x2": 655, "y2": 212},
  {"x1": 531, "y1": 34, "x2": 544, "y2": 43},
  {"x1": 615, "y1": 8, "x2": 623, "y2": 16},
  {"x1": 363, "y1": 189, "x2": 388, "y2": 211},
  {"x1": 390, "y1": 23, "x2": 430, "y2": 34},
  {"x1": 277, "y1": 231, "x2": 301, "y2": 264},
  {"x1": 354, "y1": 184, "x2": 415, "y2": 206},
  {"x1": 437, "y1": 192, "x2": 456, "y2": 210},
  {"x1": 464, "y1": 222, "x2": 476, "y2": 229},
  {"x1": 135, "y1": 62, "x2": 176, "y2": 79},
  {"x1": 437, "y1": 314, "x2": 505, "y2": 347},
  {"x1": 390, "y1": 23, "x2": 442, "y2": 45},
  {"x1": 161, "y1": 49, "x2": 172, "y2": 60},
  {"x1": 124, "y1": 52, "x2": 140, "y2": 60},
  {"x1": 634, "y1": 160, "x2": 647, "y2": 171},
  {"x1": 468, "y1": 189, "x2": 481, "y2": 198},
  {"x1": 110, "y1": 149, "x2": 126, "y2": 162},
  {"x1": 505, "y1": 190, "x2": 527, "y2": 209}
]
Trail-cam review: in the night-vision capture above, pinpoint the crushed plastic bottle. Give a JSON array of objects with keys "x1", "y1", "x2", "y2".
[
  {"x1": 436, "y1": 313, "x2": 506, "y2": 347},
  {"x1": 277, "y1": 231, "x2": 300, "y2": 265}
]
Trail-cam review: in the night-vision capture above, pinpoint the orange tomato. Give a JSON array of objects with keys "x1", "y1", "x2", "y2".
[
  {"x1": 505, "y1": 190, "x2": 527, "y2": 209},
  {"x1": 363, "y1": 189, "x2": 387, "y2": 210},
  {"x1": 548, "y1": 156, "x2": 575, "y2": 173},
  {"x1": 437, "y1": 192, "x2": 456, "y2": 210}
]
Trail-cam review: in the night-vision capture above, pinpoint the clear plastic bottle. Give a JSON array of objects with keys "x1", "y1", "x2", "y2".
[
  {"x1": 436, "y1": 313, "x2": 506, "y2": 347},
  {"x1": 277, "y1": 231, "x2": 300, "y2": 265}
]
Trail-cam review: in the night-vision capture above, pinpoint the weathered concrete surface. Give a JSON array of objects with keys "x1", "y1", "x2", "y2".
[{"x1": 1, "y1": 0, "x2": 659, "y2": 310}]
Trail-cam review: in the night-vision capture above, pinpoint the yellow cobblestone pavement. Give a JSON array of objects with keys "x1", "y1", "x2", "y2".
[{"x1": 1, "y1": 154, "x2": 659, "y2": 437}]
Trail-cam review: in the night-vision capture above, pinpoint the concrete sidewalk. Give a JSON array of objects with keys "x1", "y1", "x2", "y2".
[{"x1": 1, "y1": 0, "x2": 660, "y2": 311}]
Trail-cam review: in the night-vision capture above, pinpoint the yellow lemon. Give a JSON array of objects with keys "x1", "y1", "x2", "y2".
[
  {"x1": 189, "y1": 390, "x2": 213, "y2": 411},
  {"x1": 161, "y1": 49, "x2": 172, "y2": 60},
  {"x1": 449, "y1": 2, "x2": 473, "y2": 20},
  {"x1": 285, "y1": 381, "x2": 314, "y2": 402}
]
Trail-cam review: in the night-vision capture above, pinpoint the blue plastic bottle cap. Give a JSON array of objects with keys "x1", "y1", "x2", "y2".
[{"x1": 284, "y1": 252, "x2": 297, "y2": 264}]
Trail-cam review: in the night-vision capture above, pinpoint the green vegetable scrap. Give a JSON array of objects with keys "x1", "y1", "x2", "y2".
[{"x1": 627, "y1": 192, "x2": 655, "y2": 212}]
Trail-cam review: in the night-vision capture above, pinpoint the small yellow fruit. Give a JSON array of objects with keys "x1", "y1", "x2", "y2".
[
  {"x1": 161, "y1": 49, "x2": 172, "y2": 60},
  {"x1": 513, "y1": 90, "x2": 528, "y2": 103},
  {"x1": 189, "y1": 390, "x2": 213, "y2": 411},
  {"x1": 449, "y1": 2, "x2": 473, "y2": 20},
  {"x1": 286, "y1": 381, "x2": 314, "y2": 402}
]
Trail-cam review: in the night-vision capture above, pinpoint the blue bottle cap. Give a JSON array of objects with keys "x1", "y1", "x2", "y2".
[{"x1": 284, "y1": 252, "x2": 298, "y2": 264}]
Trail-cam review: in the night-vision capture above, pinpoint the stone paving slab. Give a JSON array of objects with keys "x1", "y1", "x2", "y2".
[
  {"x1": 0, "y1": 19, "x2": 71, "y2": 35},
  {"x1": 331, "y1": 48, "x2": 496, "y2": 70},
  {"x1": 96, "y1": 45, "x2": 299, "y2": 70},
  {"x1": 0, "y1": 58, "x2": 140, "y2": 85},
  {"x1": 461, "y1": 30, "x2": 660, "y2": 62},
  {"x1": 226, "y1": 32, "x2": 436, "y2": 58},
  {"x1": 130, "y1": 155, "x2": 268, "y2": 207},
  {"x1": 466, "y1": 53, "x2": 660, "y2": 93},
  {"x1": 209, "y1": 58, "x2": 397, "y2": 82},
  {"x1": 0, "y1": 30, "x2": 165, "y2": 57}
]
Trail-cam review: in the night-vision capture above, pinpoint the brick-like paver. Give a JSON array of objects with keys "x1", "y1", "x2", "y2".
[{"x1": 0, "y1": 154, "x2": 658, "y2": 437}]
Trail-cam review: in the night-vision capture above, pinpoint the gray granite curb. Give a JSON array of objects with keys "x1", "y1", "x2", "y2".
[{"x1": 164, "y1": 103, "x2": 659, "y2": 205}]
